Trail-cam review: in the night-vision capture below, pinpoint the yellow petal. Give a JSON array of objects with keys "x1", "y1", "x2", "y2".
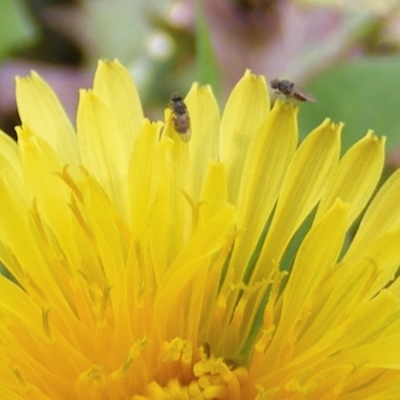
[
  {"x1": 315, "y1": 131, "x2": 385, "y2": 228},
  {"x1": 146, "y1": 135, "x2": 191, "y2": 279},
  {"x1": 185, "y1": 83, "x2": 220, "y2": 200},
  {"x1": 77, "y1": 89, "x2": 130, "y2": 220},
  {"x1": 345, "y1": 167, "x2": 400, "y2": 262},
  {"x1": 348, "y1": 334, "x2": 400, "y2": 369},
  {"x1": 266, "y1": 199, "x2": 348, "y2": 363},
  {"x1": 17, "y1": 125, "x2": 81, "y2": 277},
  {"x1": 229, "y1": 100, "x2": 298, "y2": 280},
  {"x1": 331, "y1": 290, "x2": 400, "y2": 353},
  {"x1": 127, "y1": 119, "x2": 163, "y2": 241},
  {"x1": 154, "y1": 205, "x2": 236, "y2": 338},
  {"x1": 0, "y1": 165, "x2": 69, "y2": 312},
  {"x1": 254, "y1": 118, "x2": 341, "y2": 283},
  {"x1": 93, "y1": 60, "x2": 144, "y2": 146},
  {"x1": 198, "y1": 161, "x2": 228, "y2": 227},
  {"x1": 16, "y1": 72, "x2": 79, "y2": 165},
  {"x1": 299, "y1": 249, "x2": 395, "y2": 351},
  {"x1": 0, "y1": 130, "x2": 22, "y2": 179},
  {"x1": 349, "y1": 227, "x2": 400, "y2": 298},
  {"x1": 80, "y1": 169, "x2": 129, "y2": 293},
  {"x1": 219, "y1": 70, "x2": 270, "y2": 205}
]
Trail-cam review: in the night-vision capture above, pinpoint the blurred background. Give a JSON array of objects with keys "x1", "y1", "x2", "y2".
[{"x1": 1, "y1": 0, "x2": 400, "y2": 167}]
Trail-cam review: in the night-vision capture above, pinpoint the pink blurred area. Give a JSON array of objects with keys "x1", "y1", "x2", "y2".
[{"x1": 172, "y1": 0, "x2": 347, "y2": 95}]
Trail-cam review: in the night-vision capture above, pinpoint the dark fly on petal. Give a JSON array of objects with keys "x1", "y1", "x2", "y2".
[
  {"x1": 169, "y1": 92, "x2": 191, "y2": 142},
  {"x1": 270, "y1": 79, "x2": 316, "y2": 102}
]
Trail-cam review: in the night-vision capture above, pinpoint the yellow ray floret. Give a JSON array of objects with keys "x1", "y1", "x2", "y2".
[{"x1": 0, "y1": 60, "x2": 399, "y2": 399}]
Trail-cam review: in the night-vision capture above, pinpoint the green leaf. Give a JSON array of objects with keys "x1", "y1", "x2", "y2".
[
  {"x1": 194, "y1": 0, "x2": 220, "y2": 99},
  {"x1": 0, "y1": 0, "x2": 38, "y2": 60},
  {"x1": 299, "y1": 57, "x2": 400, "y2": 153}
]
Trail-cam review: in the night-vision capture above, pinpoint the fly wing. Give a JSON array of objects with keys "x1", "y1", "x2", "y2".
[{"x1": 292, "y1": 84, "x2": 316, "y2": 102}]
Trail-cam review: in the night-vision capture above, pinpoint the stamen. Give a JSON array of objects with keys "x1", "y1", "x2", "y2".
[{"x1": 56, "y1": 165, "x2": 83, "y2": 203}]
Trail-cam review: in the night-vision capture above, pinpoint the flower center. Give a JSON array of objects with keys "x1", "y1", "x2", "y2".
[{"x1": 131, "y1": 340, "x2": 248, "y2": 400}]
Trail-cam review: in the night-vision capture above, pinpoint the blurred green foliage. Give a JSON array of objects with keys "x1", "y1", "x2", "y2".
[
  {"x1": 194, "y1": 0, "x2": 220, "y2": 100},
  {"x1": 300, "y1": 57, "x2": 400, "y2": 153},
  {"x1": 0, "y1": 0, "x2": 38, "y2": 60}
]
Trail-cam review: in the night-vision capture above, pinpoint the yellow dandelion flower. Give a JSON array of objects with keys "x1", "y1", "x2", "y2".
[{"x1": 1, "y1": 60, "x2": 400, "y2": 400}]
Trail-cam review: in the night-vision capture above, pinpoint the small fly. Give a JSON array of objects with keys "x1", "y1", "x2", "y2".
[
  {"x1": 270, "y1": 79, "x2": 316, "y2": 102},
  {"x1": 169, "y1": 92, "x2": 191, "y2": 142}
]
